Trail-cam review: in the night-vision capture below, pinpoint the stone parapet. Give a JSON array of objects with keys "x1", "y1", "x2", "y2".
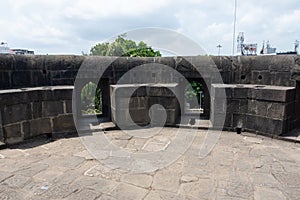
[{"x1": 0, "y1": 86, "x2": 75, "y2": 144}]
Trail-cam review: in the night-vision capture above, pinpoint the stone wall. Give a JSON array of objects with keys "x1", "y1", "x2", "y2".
[
  {"x1": 1, "y1": 54, "x2": 300, "y2": 144},
  {"x1": 110, "y1": 84, "x2": 180, "y2": 128},
  {"x1": 1, "y1": 55, "x2": 299, "y2": 90},
  {"x1": 0, "y1": 86, "x2": 75, "y2": 144},
  {"x1": 211, "y1": 84, "x2": 297, "y2": 136}
]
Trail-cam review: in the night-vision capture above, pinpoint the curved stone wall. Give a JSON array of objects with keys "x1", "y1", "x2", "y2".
[
  {"x1": 0, "y1": 86, "x2": 74, "y2": 144},
  {"x1": 0, "y1": 54, "x2": 299, "y2": 144},
  {"x1": 1, "y1": 54, "x2": 299, "y2": 90}
]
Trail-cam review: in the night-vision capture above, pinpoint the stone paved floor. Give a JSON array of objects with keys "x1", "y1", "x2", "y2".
[{"x1": 0, "y1": 128, "x2": 300, "y2": 199}]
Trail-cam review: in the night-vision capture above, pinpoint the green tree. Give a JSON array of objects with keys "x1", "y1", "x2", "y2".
[{"x1": 90, "y1": 34, "x2": 161, "y2": 57}]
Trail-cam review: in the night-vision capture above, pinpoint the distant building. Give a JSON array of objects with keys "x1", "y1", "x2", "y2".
[
  {"x1": 10, "y1": 49, "x2": 34, "y2": 55},
  {"x1": 0, "y1": 42, "x2": 11, "y2": 54},
  {"x1": 262, "y1": 41, "x2": 276, "y2": 54},
  {"x1": 0, "y1": 42, "x2": 34, "y2": 55}
]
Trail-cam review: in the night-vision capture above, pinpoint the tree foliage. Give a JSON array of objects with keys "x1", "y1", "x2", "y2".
[{"x1": 90, "y1": 34, "x2": 161, "y2": 57}]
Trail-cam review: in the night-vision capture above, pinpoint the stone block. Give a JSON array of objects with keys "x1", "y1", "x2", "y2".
[
  {"x1": 52, "y1": 78, "x2": 74, "y2": 86},
  {"x1": 129, "y1": 108, "x2": 150, "y2": 125},
  {"x1": 129, "y1": 97, "x2": 140, "y2": 109},
  {"x1": 3, "y1": 123, "x2": 22, "y2": 138},
  {"x1": 285, "y1": 88, "x2": 296, "y2": 102},
  {"x1": 2, "y1": 104, "x2": 31, "y2": 125},
  {"x1": 0, "y1": 91, "x2": 27, "y2": 106},
  {"x1": 0, "y1": 72, "x2": 11, "y2": 89},
  {"x1": 165, "y1": 109, "x2": 177, "y2": 125},
  {"x1": 212, "y1": 98, "x2": 227, "y2": 114},
  {"x1": 227, "y1": 99, "x2": 240, "y2": 114},
  {"x1": 147, "y1": 87, "x2": 176, "y2": 97},
  {"x1": 159, "y1": 98, "x2": 178, "y2": 109},
  {"x1": 154, "y1": 57, "x2": 175, "y2": 67},
  {"x1": 52, "y1": 88, "x2": 73, "y2": 100},
  {"x1": 232, "y1": 113, "x2": 246, "y2": 128},
  {"x1": 233, "y1": 87, "x2": 248, "y2": 99},
  {"x1": 254, "y1": 88, "x2": 287, "y2": 102},
  {"x1": 127, "y1": 57, "x2": 155, "y2": 70},
  {"x1": 30, "y1": 118, "x2": 52, "y2": 136},
  {"x1": 285, "y1": 102, "x2": 296, "y2": 120},
  {"x1": 211, "y1": 85, "x2": 232, "y2": 99},
  {"x1": 274, "y1": 72, "x2": 292, "y2": 86},
  {"x1": 11, "y1": 71, "x2": 31, "y2": 88},
  {"x1": 22, "y1": 121, "x2": 30, "y2": 139},
  {"x1": 251, "y1": 71, "x2": 272, "y2": 85},
  {"x1": 31, "y1": 71, "x2": 46, "y2": 87},
  {"x1": 239, "y1": 99, "x2": 248, "y2": 114},
  {"x1": 269, "y1": 56, "x2": 294, "y2": 72},
  {"x1": 255, "y1": 101, "x2": 268, "y2": 117},
  {"x1": 52, "y1": 114, "x2": 76, "y2": 133},
  {"x1": 247, "y1": 100, "x2": 257, "y2": 115},
  {"x1": 245, "y1": 114, "x2": 264, "y2": 132},
  {"x1": 245, "y1": 114, "x2": 285, "y2": 135},
  {"x1": 0, "y1": 111, "x2": 3, "y2": 142},
  {"x1": 65, "y1": 100, "x2": 73, "y2": 113},
  {"x1": 32, "y1": 102, "x2": 42, "y2": 118},
  {"x1": 266, "y1": 103, "x2": 286, "y2": 119},
  {"x1": 42, "y1": 101, "x2": 63, "y2": 117},
  {"x1": 266, "y1": 118, "x2": 285, "y2": 135}
]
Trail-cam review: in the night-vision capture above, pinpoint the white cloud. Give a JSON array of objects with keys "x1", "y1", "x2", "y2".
[{"x1": 0, "y1": 0, "x2": 299, "y2": 55}]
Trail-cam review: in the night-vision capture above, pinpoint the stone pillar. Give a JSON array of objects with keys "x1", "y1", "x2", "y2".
[
  {"x1": 99, "y1": 79, "x2": 111, "y2": 120},
  {"x1": 202, "y1": 78, "x2": 211, "y2": 119},
  {"x1": 296, "y1": 82, "x2": 300, "y2": 126}
]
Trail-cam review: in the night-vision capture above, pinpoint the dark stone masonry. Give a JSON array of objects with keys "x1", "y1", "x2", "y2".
[{"x1": 0, "y1": 54, "x2": 300, "y2": 144}]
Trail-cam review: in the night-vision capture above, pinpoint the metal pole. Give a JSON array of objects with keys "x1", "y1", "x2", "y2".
[
  {"x1": 217, "y1": 44, "x2": 222, "y2": 56},
  {"x1": 232, "y1": 0, "x2": 237, "y2": 55}
]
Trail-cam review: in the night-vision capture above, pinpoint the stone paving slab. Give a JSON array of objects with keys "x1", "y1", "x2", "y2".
[{"x1": 0, "y1": 128, "x2": 299, "y2": 199}]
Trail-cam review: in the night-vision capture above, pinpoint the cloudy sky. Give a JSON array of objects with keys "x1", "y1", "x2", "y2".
[{"x1": 0, "y1": 0, "x2": 299, "y2": 55}]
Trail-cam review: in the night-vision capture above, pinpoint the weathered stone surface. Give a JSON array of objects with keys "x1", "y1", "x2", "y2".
[
  {"x1": 67, "y1": 189, "x2": 101, "y2": 200},
  {"x1": 29, "y1": 118, "x2": 52, "y2": 136},
  {"x1": 2, "y1": 174, "x2": 32, "y2": 188},
  {"x1": 0, "y1": 127, "x2": 299, "y2": 199},
  {"x1": 3, "y1": 123, "x2": 22, "y2": 138},
  {"x1": 152, "y1": 170, "x2": 180, "y2": 192},
  {"x1": 121, "y1": 174, "x2": 152, "y2": 188},
  {"x1": 254, "y1": 187, "x2": 287, "y2": 200},
  {"x1": 52, "y1": 114, "x2": 75, "y2": 133},
  {"x1": 2, "y1": 104, "x2": 31, "y2": 125},
  {"x1": 42, "y1": 101, "x2": 63, "y2": 117},
  {"x1": 109, "y1": 183, "x2": 148, "y2": 200}
]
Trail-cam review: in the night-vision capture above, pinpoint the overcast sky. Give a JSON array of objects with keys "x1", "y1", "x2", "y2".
[{"x1": 0, "y1": 0, "x2": 299, "y2": 55}]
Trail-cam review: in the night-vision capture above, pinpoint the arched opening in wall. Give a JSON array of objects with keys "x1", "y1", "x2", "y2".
[
  {"x1": 81, "y1": 81, "x2": 102, "y2": 115},
  {"x1": 75, "y1": 78, "x2": 111, "y2": 127},
  {"x1": 181, "y1": 78, "x2": 210, "y2": 127}
]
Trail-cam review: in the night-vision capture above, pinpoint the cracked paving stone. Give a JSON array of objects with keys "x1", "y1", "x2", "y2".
[
  {"x1": 179, "y1": 178, "x2": 214, "y2": 199},
  {"x1": 37, "y1": 184, "x2": 80, "y2": 199},
  {"x1": 1, "y1": 174, "x2": 32, "y2": 189},
  {"x1": 121, "y1": 173, "x2": 153, "y2": 189},
  {"x1": 97, "y1": 194, "x2": 118, "y2": 200},
  {"x1": 250, "y1": 173, "x2": 280, "y2": 187},
  {"x1": 254, "y1": 186, "x2": 287, "y2": 200},
  {"x1": 0, "y1": 189, "x2": 26, "y2": 200},
  {"x1": 226, "y1": 181, "x2": 254, "y2": 199},
  {"x1": 272, "y1": 172, "x2": 300, "y2": 187},
  {"x1": 71, "y1": 176, "x2": 118, "y2": 194},
  {"x1": 152, "y1": 170, "x2": 180, "y2": 193},
  {"x1": 144, "y1": 190, "x2": 198, "y2": 200},
  {"x1": 0, "y1": 171, "x2": 13, "y2": 182},
  {"x1": 66, "y1": 188, "x2": 101, "y2": 200},
  {"x1": 108, "y1": 183, "x2": 148, "y2": 200}
]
